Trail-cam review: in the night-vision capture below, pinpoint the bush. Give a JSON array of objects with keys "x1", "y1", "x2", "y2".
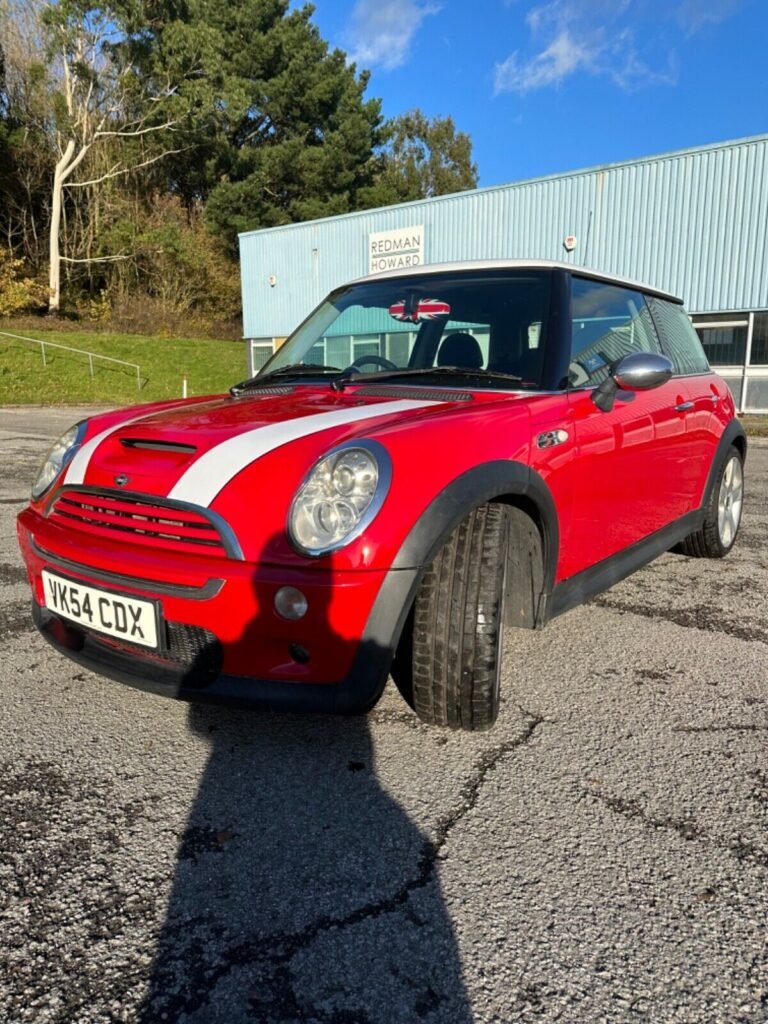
[
  {"x1": 100, "y1": 198, "x2": 242, "y2": 337},
  {"x1": 0, "y1": 249, "x2": 47, "y2": 316}
]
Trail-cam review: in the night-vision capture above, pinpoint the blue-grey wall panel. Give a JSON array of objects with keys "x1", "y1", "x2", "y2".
[{"x1": 239, "y1": 135, "x2": 768, "y2": 338}]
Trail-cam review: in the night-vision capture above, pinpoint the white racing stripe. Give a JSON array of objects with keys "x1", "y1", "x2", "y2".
[
  {"x1": 168, "y1": 399, "x2": 440, "y2": 506},
  {"x1": 64, "y1": 411, "x2": 158, "y2": 486}
]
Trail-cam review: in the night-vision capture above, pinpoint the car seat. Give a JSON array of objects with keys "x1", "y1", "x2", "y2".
[{"x1": 436, "y1": 333, "x2": 483, "y2": 369}]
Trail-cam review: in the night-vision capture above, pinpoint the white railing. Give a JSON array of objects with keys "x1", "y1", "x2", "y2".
[{"x1": 0, "y1": 329, "x2": 142, "y2": 390}]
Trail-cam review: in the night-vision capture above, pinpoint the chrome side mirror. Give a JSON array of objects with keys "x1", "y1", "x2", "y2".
[
  {"x1": 614, "y1": 352, "x2": 674, "y2": 391},
  {"x1": 593, "y1": 352, "x2": 674, "y2": 412}
]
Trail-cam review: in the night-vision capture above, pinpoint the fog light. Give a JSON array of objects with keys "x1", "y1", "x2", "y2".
[
  {"x1": 274, "y1": 587, "x2": 308, "y2": 620},
  {"x1": 289, "y1": 643, "x2": 310, "y2": 664}
]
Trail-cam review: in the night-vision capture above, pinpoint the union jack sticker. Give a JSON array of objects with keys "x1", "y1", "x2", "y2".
[{"x1": 388, "y1": 298, "x2": 451, "y2": 323}]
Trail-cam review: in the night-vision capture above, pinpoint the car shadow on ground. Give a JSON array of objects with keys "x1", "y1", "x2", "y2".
[{"x1": 138, "y1": 535, "x2": 474, "y2": 1024}]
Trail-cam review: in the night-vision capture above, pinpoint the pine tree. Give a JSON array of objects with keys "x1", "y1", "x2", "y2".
[
  {"x1": 166, "y1": 0, "x2": 385, "y2": 251},
  {"x1": 362, "y1": 109, "x2": 479, "y2": 207}
]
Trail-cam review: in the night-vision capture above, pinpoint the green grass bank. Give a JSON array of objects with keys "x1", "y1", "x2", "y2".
[
  {"x1": 2, "y1": 327, "x2": 768, "y2": 439},
  {"x1": 740, "y1": 415, "x2": 768, "y2": 438},
  {"x1": 0, "y1": 327, "x2": 248, "y2": 406}
]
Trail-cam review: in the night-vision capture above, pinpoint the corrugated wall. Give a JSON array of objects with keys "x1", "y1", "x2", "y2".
[{"x1": 239, "y1": 135, "x2": 768, "y2": 338}]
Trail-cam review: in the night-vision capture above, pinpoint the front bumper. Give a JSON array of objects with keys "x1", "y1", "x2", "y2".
[{"x1": 18, "y1": 508, "x2": 419, "y2": 713}]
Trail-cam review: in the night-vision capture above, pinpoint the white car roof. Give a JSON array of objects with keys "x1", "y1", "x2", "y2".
[{"x1": 349, "y1": 259, "x2": 682, "y2": 304}]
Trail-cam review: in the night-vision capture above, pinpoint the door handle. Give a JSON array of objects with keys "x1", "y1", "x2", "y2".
[{"x1": 674, "y1": 401, "x2": 694, "y2": 412}]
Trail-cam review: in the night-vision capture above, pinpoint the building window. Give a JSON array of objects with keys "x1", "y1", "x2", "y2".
[
  {"x1": 248, "y1": 339, "x2": 276, "y2": 376},
  {"x1": 750, "y1": 312, "x2": 768, "y2": 365},
  {"x1": 722, "y1": 377, "x2": 745, "y2": 409},
  {"x1": 691, "y1": 314, "x2": 748, "y2": 366},
  {"x1": 325, "y1": 336, "x2": 350, "y2": 367},
  {"x1": 745, "y1": 378, "x2": 768, "y2": 411},
  {"x1": 386, "y1": 331, "x2": 418, "y2": 365},
  {"x1": 305, "y1": 339, "x2": 328, "y2": 365},
  {"x1": 352, "y1": 334, "x2": 384, "y2": 362}
]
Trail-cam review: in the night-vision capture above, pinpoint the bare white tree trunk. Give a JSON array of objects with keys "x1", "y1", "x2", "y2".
[
  {"x1": 48, "y1": 141, "x2": 75, "y2": 314},
  {"x1": 43, "y1": 24, "x2": 186, "y2": 314},
  {"x1": 48, "y1": 141, "x2": 89, "y2": 313}
]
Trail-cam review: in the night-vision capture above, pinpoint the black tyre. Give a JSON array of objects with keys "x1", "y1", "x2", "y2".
[
  {"x1": 411, "y1": 503, "x2": 509, "y2": 731},
  {"x1": 679, "y1": 445, "x2": 744, "y2": 558}
]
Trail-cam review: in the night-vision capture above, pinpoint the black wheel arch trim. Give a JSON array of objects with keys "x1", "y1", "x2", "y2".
[
  {"x1": 333, "y1": 453, "x2": 564, "y2": 712},
  {"x1": 390, "y1": 460, "x2": 560, "y2": 590},
  {"x1": 702, "y1": 419, "x2": 747, "y2": 508}
]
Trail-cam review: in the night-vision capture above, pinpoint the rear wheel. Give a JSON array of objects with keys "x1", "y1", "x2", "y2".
[
  {"x1": 679, "y1": 446, "x2": 744, "y2": 558},
  {"x1": 411, "y1": 503, "x2": 509, "y2": 731}
]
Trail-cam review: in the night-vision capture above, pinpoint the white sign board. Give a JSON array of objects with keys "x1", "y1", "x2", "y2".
[{"x1": 368, "y1": 225, "x2": 424, "y2": 275}]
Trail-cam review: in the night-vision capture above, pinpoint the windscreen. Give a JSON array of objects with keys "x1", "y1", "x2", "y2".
[{"x1": 261, "y1": 270, "x2": 553, "y2": 389}]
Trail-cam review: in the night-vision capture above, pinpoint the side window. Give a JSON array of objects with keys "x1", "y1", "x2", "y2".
[
  {"x1": 569, "y1": 278, "x2": 661, "y2": 388},
  {"x1": 647, "y1": 297, "x2": 710, "y2": 375}
]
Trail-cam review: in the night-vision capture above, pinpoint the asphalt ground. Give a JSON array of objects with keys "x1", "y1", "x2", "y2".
[{"x1": 1, "y1": 406, "x2": 766, "y2": 1024}]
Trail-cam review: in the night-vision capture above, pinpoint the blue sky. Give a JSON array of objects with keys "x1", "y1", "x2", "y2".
[{"x1": 310, "y1": 0, "x2": 767, "y2": 187}]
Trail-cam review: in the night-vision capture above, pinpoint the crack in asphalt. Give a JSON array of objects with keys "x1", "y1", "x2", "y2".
[
  {"x1": 0, "y1": 434, "x2": 51, "y2": 442},
  {"x1": 0, "y1": 496, "x2": 27, "y2": 504},
  {"x1": 673, "y1": 723, "x2": 768, "y2": 733},
  {"x1": 587, "y1": 789, "x2": 768, "y2": 869},
  {"x1": 140, "y1": 710, "x2": 546, "y2": 1023},
  {"x1": 593, "y1": 598, "x2": 768, "y2": 644}
]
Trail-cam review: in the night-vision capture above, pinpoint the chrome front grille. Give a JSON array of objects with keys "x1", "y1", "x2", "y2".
[{"x1": 47, "y1": 487, "x2": 240, "y2": 559}]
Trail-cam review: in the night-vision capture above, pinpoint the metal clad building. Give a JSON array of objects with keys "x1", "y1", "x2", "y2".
[{"x1": 239, "y1": 134, "x2": 768, "y2": 411}]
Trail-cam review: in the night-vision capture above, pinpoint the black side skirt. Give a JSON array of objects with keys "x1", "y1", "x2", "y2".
[{"x1": 544, "y1": 508, "x2": 704, "y2": 622}]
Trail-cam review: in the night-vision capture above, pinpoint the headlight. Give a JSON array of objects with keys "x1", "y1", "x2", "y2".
[
  {"x1": 31, "y1": 421, "x2": 87, "y2": 500},
  {"x1": 289, "y1": 440, "x2": 391, "y2": 556}
]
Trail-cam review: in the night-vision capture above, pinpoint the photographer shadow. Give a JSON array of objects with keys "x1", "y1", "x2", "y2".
[{"x1": 138, "y1": 536, "x2": 474, "y2": 1024}]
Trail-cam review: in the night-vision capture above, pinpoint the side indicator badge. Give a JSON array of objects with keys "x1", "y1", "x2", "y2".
[{"x1": 537, "y1": 429, "x2": 569, "y2": 450}]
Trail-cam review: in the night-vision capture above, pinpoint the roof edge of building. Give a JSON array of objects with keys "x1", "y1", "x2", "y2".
[{"x1": 238, "y1": 132, "x2": 768, "y2": 242}]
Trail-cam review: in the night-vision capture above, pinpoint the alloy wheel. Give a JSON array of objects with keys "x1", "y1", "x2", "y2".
[{"x1": 717, "y1": 454, "x2": 744, "y2": 548}]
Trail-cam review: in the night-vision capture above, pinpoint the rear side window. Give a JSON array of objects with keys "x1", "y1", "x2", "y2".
[
  {"x1": 648, "y1": 297, "x2": 710, "y2": 375},
  {"x1": 569, "y1": 277, "x2": 661, "y2": 388}
]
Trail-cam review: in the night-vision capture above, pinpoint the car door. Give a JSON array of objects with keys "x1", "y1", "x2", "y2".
[
  {"x1": 646, "y1": 296, "x2": 725, "y2": 506},
  {"x1": 562, "y1": 276, "x2": 698, "y2": 579}
]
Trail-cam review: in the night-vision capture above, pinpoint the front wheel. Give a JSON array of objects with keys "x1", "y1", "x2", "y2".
[
  {"x1": 411, "y1": 503, "x2": 509, "y2": 731},
  {"x1": 679, "y1": 445, "x2": 744, "y2": 558}
]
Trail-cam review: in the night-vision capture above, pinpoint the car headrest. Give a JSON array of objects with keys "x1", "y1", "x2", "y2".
[{"x1": 437, "y1": 333, "x2": 483, "y2": 369}]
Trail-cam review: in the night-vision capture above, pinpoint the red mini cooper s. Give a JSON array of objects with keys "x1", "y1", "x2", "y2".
[{"x1": 17, "y1": 261, "x2": 746, "y2": 730}]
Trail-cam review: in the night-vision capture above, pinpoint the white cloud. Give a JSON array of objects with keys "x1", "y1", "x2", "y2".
[
  {"x1": 609, "y1": 30, "x2": 679, "y2": 89},
  {"x1": 494, "y1": 0, "x2": 679, "y2": 94},
  {"x1": 345, "y1": 0, "x2": 440, "y2": 71},
  {"x1": 494, "y1": 29, "x2": 599, "y2": 93},
  {"x1": 676, "y1": 0, "x2": 742, "y2": 35}
]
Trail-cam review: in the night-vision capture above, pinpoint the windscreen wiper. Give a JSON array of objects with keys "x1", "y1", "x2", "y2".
[
  {"x1": 230, "y1": 363, "x2": 343, "y2": 396},
  {"x1": 331, "y1": 366, "x2": 523, "y2": 391}
]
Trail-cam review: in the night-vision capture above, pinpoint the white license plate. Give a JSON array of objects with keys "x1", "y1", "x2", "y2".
[{"x1": 42, "y1": 571, "x2": 160, "y2": 649}]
